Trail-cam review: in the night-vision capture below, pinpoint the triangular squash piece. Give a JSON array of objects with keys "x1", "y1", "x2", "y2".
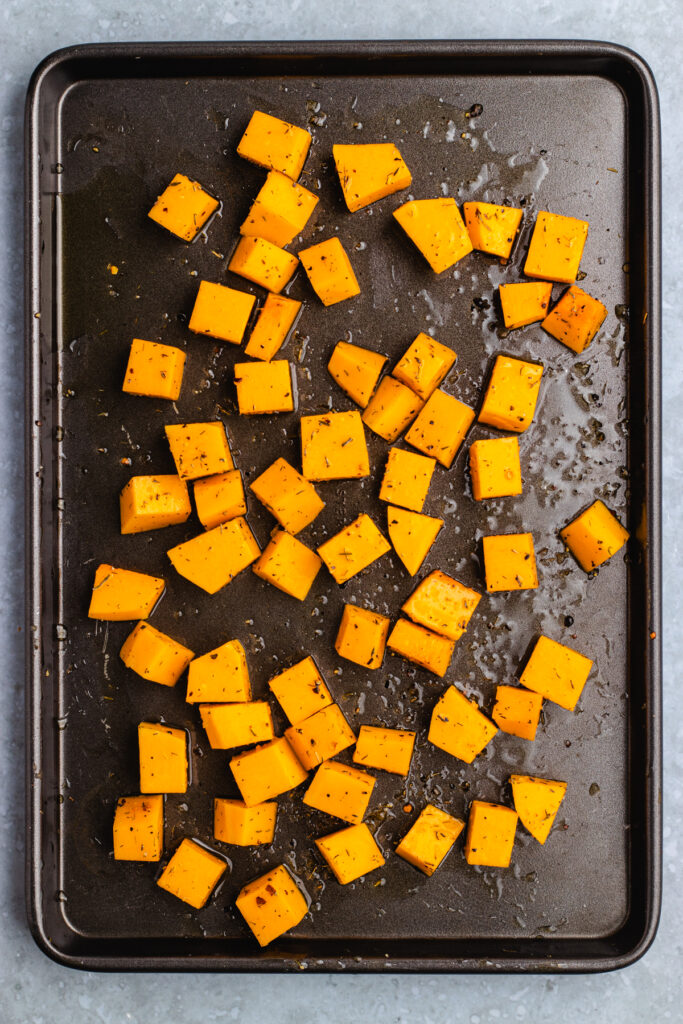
[
  {"x1": 333, "y1": 143, "x2": 412, "y2": 213},
  {"x1": 328, "y1": 341, "x2": 388, "y2": 408},
  {"x1": 510, "y1": 774, "x2": 567, "y2": 844},
  {"x1": 387, "y1": 506, "x2": 443, "y2": 576},
  {"x1": 393, "y1": 198, "x2": 473, "y2": 273}
]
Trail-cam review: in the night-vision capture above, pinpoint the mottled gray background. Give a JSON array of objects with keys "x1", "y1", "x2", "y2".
[{"x1": 1, "y1": 2, "x2": 680, "y2": 1022}]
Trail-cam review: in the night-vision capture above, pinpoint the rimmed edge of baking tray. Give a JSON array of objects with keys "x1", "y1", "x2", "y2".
[{"x1": 25, "y1": 38, "x2": 661, "y2": 973}]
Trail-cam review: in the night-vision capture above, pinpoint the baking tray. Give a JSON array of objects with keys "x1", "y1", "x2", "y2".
[{"x1": 25, "y1": 40, "x2": 661, "y2": 973}]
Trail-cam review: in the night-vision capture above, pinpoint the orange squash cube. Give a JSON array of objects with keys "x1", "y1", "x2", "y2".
[
  {"x1": 396, "y1": 804, "x2": 464, "y2": 876},
  {"x1": 379, "y1": 447, "x2": 436, "y2": 513},
  {"x1": 333, "y1": 143, "x2": 412, "y2": 212},
  {"x1": 193, "y1": 470, "x2": 246, "y2": 530},
  {"x1": 335, "y1": 603, "x2": 391, "y2": 670},
  {"x1": 188, "y1": 280, "x2": 256, "y2": 344},
  {"x1": 199, "y1": 701, "x2": 274, "y2": 749},
  {"x1": 285, "y1": 704, "x2": 356, "y2": 771},
  {"x1": 236, "y1": 111, "x2": 312, "y2": 179},
  {"x1": 138, "y1": 722, "x2": 188, "y2": 793},
  {"x1": 402, "y1": 569, "x2": 481, "y2": 642},
  {"x1": 478, "y1": 355, "x2": 543, "y2": 433},
  {"x1": 465, "y1": 801, "x2": 518, "y2": 868},
  {"x1": 252, "y1": 530, "x2": 322, "y2": 601},
  {"x1": 214, "y1": 798, "x2": 277, "y2": 847},
  {"x1": 88, "y1": 564, "x2": 165, "y2": 621},
  {"x1": 231, "y1": 737, "x2": 308, "y2": 806},
  {"x1": 428, "y1": 685, "x2": 497, "y2": 764},
  {"x1": 328, "y1": 340, "x2": 387, "y2": 408},
  {"x1": 301, "y1": 410, "x2": 370, "y2": 481},
  {"x1": 234, "y1": 360, "x2": 294, "y2": 415},
  {"x1": 387, "y1": 507, "x2": 443, "y2": 576},
  {"x1": 492, "y1": 685, "x2": 544, "y2": 741},
  {"x1": 463, "y1": 201, "x2": 523, "y2": 259},
  {"x1": 560, "y1": 499, "x2": 629, "y2": 572},
  {"x1": 236, "y1": 864, "x2": 309, "y2": 946},
  {"x1": 362, "y1": 376, "x2": 423, "y2": 443},
  {"x1": 499, "y1": 282, "x2": 553, "y2": 329},
  {"x1": 469, "y1": 436, "x2": 522, "y2": 500},
  {"x1": 186, "y1": 638, "x2": 251, "y2": 703},
  {"x1": 241, "y1": 170, "x2": 318, "y2": 247},
  {"x1": 299, "y1": 237, "x2": 360, "y2": 306},
  {"x1": 393, "y1": 198, "x2": 473, "y2": 273},
  {"x1": 510, "y1": 775, "x2": 567, "y2": 844},
  {"x1": 303, "y1": 760, "x2": 375, "y2": 825},
  {"x1": 244, "y1": 293, "x2": 301, "y2": 361},
  {"x1": 387, "y1": 618, "x2": 455, "y2": 677},
  {"x1": 157, "y1": 839, "x2": 226, "y2": 909},
  {"x1": 353, "y1": 725, "x2": 415, "y2": 776},
  {"x1": 120, "y1": 475, "x2": 191, "y2": 534},
  {"x1": 148, "y1": 173, "x2": 218, "y2": 242},
  {"x1": 541, "y1": 285, "x2": 608, "y2": 353},
  {"x1": 317, "y1": 513, "x2": 391, "y2": 584},
  {"x1": 268, "y1": 656, "x2": 333, "y2": 725},
  {"x1": 524, "y1": 210, "x2": 589, "y2": 283},
  {"x1": 165, "y1": 421, "x2": 234, "y2": 480},
  {"x1": 315, "y1": 823, "x2": 385, "y2": 884},
  {"x1": 122, "y1": 338, "x2": 186, "y2": 401},
  {"x1": 519, "y1": 635, "x2": 593, "y2": 711},
  {"x1": 482, "y1": 532, "x2": 538, "y2": 592},
  {"x1": 167, "y1": 517, "x2": 261, "y2": 595},
  {"x1": 120, "y1": 621, "x2": 194, "y2": 687},
  {"x1": 405, "y1": 389, "x2": 475, "y2": 468},
  {"x1": 250, "y1": 457, "x2": 324, "y2": 534},
  {"x1": 113, "y1": 795, "x2": 164, "y2": 862},
  {"x1": 228, "y1": 236, "x2": 298, "y2": 294},
  {"x1": 392, "y1": 333, "x2": 456, "y2": 401}
]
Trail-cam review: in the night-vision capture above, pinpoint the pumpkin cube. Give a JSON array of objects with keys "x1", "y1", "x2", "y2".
[
  {"x1": 335, "y1": 603, "x2": 391, "y2": 670},
  {"x1": 327, "y1": 340, "x2": 387, "y2": 408},
  {"x1": 317, "y1": 513, "x2": 391, "y2": 584},
  {"x1": 387, "y1": 618, "x2": 455, "y2": 677},
  {"x1": 396, "y1": 804, "x2": 464, "y2": 876},
  {"x1": 250, "y1": 457, "x2": 324, "y2": 534},
  {"x1": 510, "y1": 775, "x2": 567, "y2": 844},
  {"x1": 560, "y1": 499, "x2": 629, "y2": 572},
  {"x1": 393, "y1": 198, "x2": 473, "y2": 273},
  {"x1": 236, "y1": 864, "x2": 309, "y2": 947},
  {"x1": 353, "y1": 725, "x2": 415, "y2": 776},
  {"x1": 469, "y1": 436, "x2": 522, "y2": 500},
  {"x1": 237, "y1": 111, "x2": 312, "y2": 179},
  {"x1": 299, "y1": 237, "x2": 360, "y2": 306},
  {"x1": 200, "y1": 701, "x2": 274, "y2": 749},
  {"x1": 285, "y1": 704, "x2": 356, "y2": 771},
  {"x1": 214, "y1": 798, "x2": 277, "y2": 847},
  {"x1": 165, "y1": 421, "x2": 234, "y2": 480},
  {"x1": 524, "y1": 210, "x2": 589, "y2": 284},
  {"x1": 167, "y1": 517, "x2": 260, "y2": 594},
  {"x1": 315, "y1": 823, "x2": 385, "y2": 884},
  {"x1": 362, "y1": 376, "x2": 423, "y2": 443},
  {"x1": 113, "y1": 795, "x2": 164, "y2": 862},
  {"x1": 463, "y1": 201, "x2": 523, "y2": 259},
  {"x1": 478, "y1": 355, "x2": 543, "y2": 433},
  {"x1": 252, "y1": 529, "x2": 322, "y2": 601},
  {"x1": 122, "y1": 338, "x2": 186, "y2": 401},
  {"x1": 268, "y1": 656, "x2": 333, "y2": 725},
  {"x1": 402, "y1": 569, "x2": 481, "y2": 643},
  {"x1": 300, "y1": 410, "x2": 370, "y2": 481},
  {"x1": 492, "y1": 685, "x2": 543, "y2": 741},
  {"x1": 482, "y1": 532, "x2": 538, "y2": 592},
  {"x1": 138, "y1": 721, "x2": 188, "y2": 793},
  {"x1": 234, "y1": 359, "x2": 294, "y2": 415},
  {"x1": 392, "y1": 332, "x2": 457, "y2": 401},
  {"x1": 244, "y1": 293, "x2": 301, "y2": 361},
  {"x1": 157, "y1": 839, "x2": 226, "y2": 909},
  {"x1": 228, "y1": 235, "x2": 298, "y2": 294},
  {"x1": 188, "y1": 280, "x2": 256, "y2": 344},
  {"x1": 186, "y1": 638, "x2": 251, "y2": 703},
  {"x1": 465, "y1": 801, "x2": 518, "y2": 868},
  {"x1": 88, "y1": 564, "x2": 165, "y2": 621},
  {"x1": 333, "y1": 142, "x2": 412, "y2": 212},
  {"x1": 193, "y1": 470, "x2": 246, "y2": 530},
  {"x1": 405, "y1": 389, "x2": 475, "y2": 468},
  {"x1": 241, "y1": 170, "x2": 318, "y2": 247},
  {"x1": 542, "y1": 285, "x2": 608, "y2": 353},
  {"x1": 120, "y1": 475, "x2": 191, "y2": 534},
  {"x1": 120, "y1": 622, "x2": 194, "y2": 687},
  {"x1": 148, "y1": 173, "x2": 219, "y2": 242},
  {"x1": 499, "y1": 281, "x2": 553, "y2": 329},
  {"x1": 379, "y1": 447, "x2": 436, "y2": 513},
  {"x1": 387, "y1": 507, "x2": 443, "y2": 577},
  {"x1": 519, "y1": 635, "x2": 593, "y2": 711},
  {"x1": 303, "y1": 760, "x2": 375, "y2": 825},
  {"x1": 231, "y1": 738, "x2": 308, "y2": 807},
  {"x1": 428, "y1": 685, "x2": 497, "y2": 764}
]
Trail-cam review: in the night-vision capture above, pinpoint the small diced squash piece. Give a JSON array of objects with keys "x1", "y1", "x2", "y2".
[
  {"x1": 393, "y1": 198, "x2": 473, "y2": 273},
  {"x1": 402, "y1": 569, "x2": 481, "y2": 643},
  {"x1": 138, "y1": 721, "x2": 188, "y2": 793},
  {"x1": 250, "y1": 458, "x2": 324, "y2": 534},
  {"x1": 392, "y1": 333, "x2": 457, "y2": 401},
  {"x1": 478, "y1": 355, "x2": 543, "y2": 433},
  {"x1": 510, "y1": 775, "x2": 567, "y2": 844},
  {"x1": 387, "y1": 507, "x2": 443, "y2": 576},
  {"x1": 214, "y1": 798, "x2": 277, "y2": 847},
  {"x1": 268, "y1": 656, "x2": 333, "y2": 725},
  {"x1": 465, "y1": 801, "x2": 518, "y2": 868},
  {"x1": 122, "y1": 338, "x2": 186, "y2": 401},
  {"x1": 560, "y1": 499, "x2": 629, "y2": 572},
  {"x1": 463, "y1": 201, "x2": 523, "y2": 259},
  {"x1": 120, "y1": 475, "x2": 191, "y2": 534},
  {"x1": 237, "y1": 111, "x2": 312, "y2": 179},
  {"x1": 315, "y1": 823, "x2": 385, "y2": 884},
  {"x1": 333, "y1": 142, "x2": 412, "y2": 212},
  {"x1": 285, "y1": 704, "x2": 356, "y2": 771},
  {"x1": 241, "y1": 170, "x2": 318, "y2": 247},
  {"x1": 328, "y1": 341, "x2": 388, "y2": 408},
  {"x1": 482, "y1": 532, "x2": 538, "y2": 593},
  {"x1": 88, "y1": 564, "x2": 165, "y2": 621},
  {"x1": 299, "y1": 237, "x2": 360, "y2": 306},
  {"x1": 193, "y1": 470, "x2": 246, "y2": 530},
  {"x1": 335, "y1": 603, "x2": 391, "y2": 670},
  {"x1": 228, "y1": 236, "x2": 298, "y2": 294},
  {"x1": 165, "y1": 422, "x2": 234, "y2": 480},
  {"x1": 234, "y1": 360, "x2": 294, "y2": 415},
  {"x1": 362, "y1": 376, "x2": 423, "y2": 443},
  {"x1": 301, "y1": 410, "x2": 370, "y2": 481},
  {"x1": 113, "y1": 795, "x2": 164, "y2": 862},
  {"x1": 167, "y1": 517, "x2": 260, "y2": 594},
  {"x1": 186, "y1": 639, "x2": 251, "y2": 703},
  {"x1": 200, "y1": 702, "x2": 274, "y2": 749},
  {"x1": 387, "y1": 619, "x2": 455, "y2": 677},
  {"x1": 236, "y1": 864, "x2": 309, "y2": 947},
  {"x1": 244, "y1": 293, "x2": 302, "y2": 361},
  {"x1": 428, "y1": 685, "x2": 497, "y2": 764},
  {"x1": 492, "y1": 685, "x2": 543, "y2": 741},
  {"x1": 499, "y1": 282, "x2": 553, "y2": 329},
  {"x1": 303, "y1": 760, "x2": 375, "y2": 824},
  {"x1": 148, "y1": 173, "x2": 218, "y2": 242},
  {"x1": 396, "y1": 804, "x2": 464, "y2": 876},
  {"x1": 405, "y1": 389, "x2": 475, "y2": 468},
  {"x1": 524, "y1": 210, "x2": 589, "y2": 284},
  {"x1": 231, "y1": 737, "x2": 308, "y2": 806},
  {"x1": 469, "y1": 436, "x2": 522, "y2": 500},
  {"x1": 253, "y1": 530, "x2": 322, "y2": 601},
  {"x1": 120, "y1": 622, "x2": 194, "y2": 687},
  {"x1": 542, "y1": 285, "x2": 608, "y2": 353},
  {"x1": 317, "y1": 514, "x2": 391, "y2": 584},
  {"x1": 379, "y1": 447, "x2": 436, "y2": 513},
  {"x1": 519, "y1": 635, "x2": 593, "y2": 711},
  {"x1": 188, "y1": 280, "x2": 256, "y2": 344},
  {"x1": 157, "y1": 839, "x2": 226, "y2": 909},
  {"x1": 353, "y1": 725, "x2": 415, "y2": 776}
]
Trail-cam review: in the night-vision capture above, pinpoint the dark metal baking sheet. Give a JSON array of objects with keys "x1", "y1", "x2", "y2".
[{"x1": 25, "y1": 40, "x2": 661, "y2": 972}]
